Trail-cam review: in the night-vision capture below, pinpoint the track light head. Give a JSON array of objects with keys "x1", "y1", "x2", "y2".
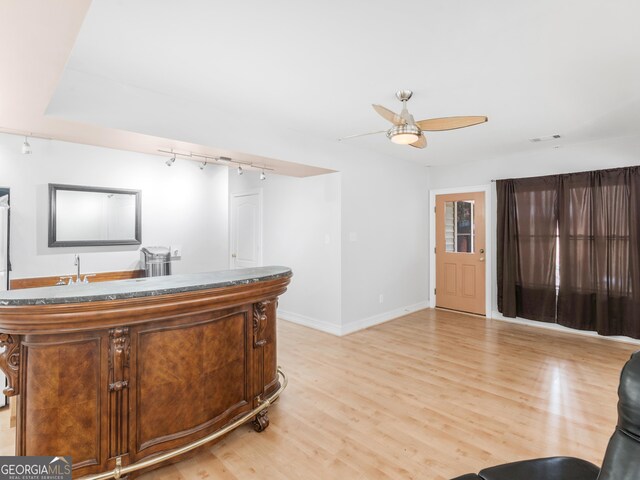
[
  {"x1": 237, "y1": 166, "x2": 243, "y2": 175},
  {"x1": 22, "y1": 136, "x2": 32, "y2": 155},
  {"x1": 199, "y1": 161, "x2": 207, "y2": 170},
  {"x1": 165, "y1": 154, "x2": 176, "y2": 167},
  {"x1": 260, "y1": 170, "x2": 266, "y2": 181}
]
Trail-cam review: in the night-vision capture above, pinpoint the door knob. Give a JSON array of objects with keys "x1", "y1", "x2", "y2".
[
  {"x1": 231, "y1": 253, "x2": 237, "y2": 258},
  {"x1": 479, "y1": 248, "x2": 485, "y2": 254}
]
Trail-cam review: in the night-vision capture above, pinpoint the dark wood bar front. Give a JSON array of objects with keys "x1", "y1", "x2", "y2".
[{"x1": 0, "y1": 267, "x2": 291, "y2": 479}]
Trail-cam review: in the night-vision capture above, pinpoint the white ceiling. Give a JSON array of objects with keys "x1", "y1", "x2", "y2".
[{"x1": 47, "y1": 0, "x2": 640, "y2": 167}]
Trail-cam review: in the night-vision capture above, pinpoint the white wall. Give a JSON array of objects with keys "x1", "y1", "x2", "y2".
[
  {"x1": 230, "y1": 152, "x2": 430, "y2": 336},
  {"x1": 0, "y1": 133, "x2": 229, "y2": 280},
  {"x1": 229, "y1": 170, "x2": 343, "y2": 334},
  {"x1": 340, "y1": 155, "x2": 430, "y2": 333},
  {"x1": 428, "y1": 134, "x2": 640, "y2": 311}
]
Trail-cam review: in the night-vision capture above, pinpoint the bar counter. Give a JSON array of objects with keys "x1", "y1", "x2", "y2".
[{"x1": 0, "y1": 266, "x2": 292, "y2": 479}]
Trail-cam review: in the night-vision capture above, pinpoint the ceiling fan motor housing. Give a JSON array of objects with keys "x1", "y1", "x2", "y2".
[{"x1": 395, "y1": 90, "x2": 413, "y2": 102}]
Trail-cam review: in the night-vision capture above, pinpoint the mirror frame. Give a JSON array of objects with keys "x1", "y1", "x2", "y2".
[{"x1": 48, "y1": 183, "x2": 142, "y2": 247}]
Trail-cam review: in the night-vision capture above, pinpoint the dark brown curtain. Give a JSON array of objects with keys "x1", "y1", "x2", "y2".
[
  {"x1": 557, "y1": 167, "x2": 640, "y2": 337},
  {"x1": 497, "y1": 176, "x2": 559, "y2": 322}
]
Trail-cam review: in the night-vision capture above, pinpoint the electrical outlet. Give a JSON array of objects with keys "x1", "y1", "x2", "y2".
[{"x1": 379, "y1": 294, "x2": 384, "y2": 304}]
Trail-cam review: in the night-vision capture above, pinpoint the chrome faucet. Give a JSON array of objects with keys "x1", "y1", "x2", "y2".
[
  {"x1": 56, "y1": 256, "x2": 94, "y2": 286},
  {"x1": 74, "y1": 254, "x2": 81, "y2": 283},
  {"x1": 68, "y1": 255, "x2": 94, "y2": 284}
]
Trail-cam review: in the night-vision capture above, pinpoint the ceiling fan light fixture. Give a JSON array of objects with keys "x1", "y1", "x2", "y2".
[{"x1": 387, "y1": 124, "x2": 421, "y2": 145}]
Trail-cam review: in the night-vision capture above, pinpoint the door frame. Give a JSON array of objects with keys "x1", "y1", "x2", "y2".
[
  {"x1": 429, "y1": 184, "x2": 492, "y2": 316},
  {"x1": 0, "y1": 187, "x2": 9, "y2": 291},
  {"x1": 229, "y1": 189, "x2": 263, "y2": 269}
]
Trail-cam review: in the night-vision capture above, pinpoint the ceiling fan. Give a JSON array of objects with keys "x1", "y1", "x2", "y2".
[{"x1": 340, "y1": 90, "x2": 488, "y2": 149}]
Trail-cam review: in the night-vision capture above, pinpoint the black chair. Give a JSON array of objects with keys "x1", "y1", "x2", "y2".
[{"x1": 451, "y1": 351, "x2": 640, "y2": 480}]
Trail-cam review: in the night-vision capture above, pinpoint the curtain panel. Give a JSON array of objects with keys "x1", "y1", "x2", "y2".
[
  {"x1": 497, "y1": 176, "x2": 559, "y2": 322},
  {"x1": 558, "y1": 167, "x2": 640, "y2": 337},
  {"x1": 497, "y1": 165, "x2": 640, "y2": 339}
]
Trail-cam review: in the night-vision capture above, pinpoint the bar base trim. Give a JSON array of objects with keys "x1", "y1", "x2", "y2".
[{"x1": 81, "y1": 367, "x2": 288, "y2": 480}]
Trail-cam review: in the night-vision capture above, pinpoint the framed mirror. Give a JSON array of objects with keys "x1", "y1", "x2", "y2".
[{"x1": 48, "y1": 184, "x2": 141, "y2": 247}]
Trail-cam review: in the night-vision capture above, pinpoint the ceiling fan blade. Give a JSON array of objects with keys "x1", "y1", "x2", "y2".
[
  {"x1": 416, "y1": 116, "x2": 488, "y2": 131},
  {"x1": 338, "y1": 130, "x2": 386, "y2": 141},
  {"x1": 410, "y1": 134, "x2": 427, "y2": 149},
  {"x1": 372, "y1": 104, "x2": 403, "y2": 125}
]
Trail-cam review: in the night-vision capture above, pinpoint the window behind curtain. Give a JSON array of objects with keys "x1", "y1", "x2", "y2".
[{"x1": 498, "y1": 166, "x2": 640, "y2": 339}]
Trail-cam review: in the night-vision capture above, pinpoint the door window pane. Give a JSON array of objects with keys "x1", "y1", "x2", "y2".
[
  {"x1": 444, "y1": 202, "x2": 456, "y2": 252},
  {"x1": 444, "y1": 200, "x2": 475, "y2": 253}
]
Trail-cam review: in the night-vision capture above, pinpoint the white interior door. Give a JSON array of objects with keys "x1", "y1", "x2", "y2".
[{"x1": 230, "y1": 191, "x2": 263, "y2": 269}]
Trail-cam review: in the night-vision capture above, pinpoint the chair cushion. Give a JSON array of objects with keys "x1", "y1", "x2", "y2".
[
  {"x1": 617, "y1": 351, "x2": 640, "y2": 439},
  {"x1": 477, "y1": 456, "x2": 599, "y2": 480},
  {"x1": 598, "y1": 429, "x2": 640, "y2": 480}
]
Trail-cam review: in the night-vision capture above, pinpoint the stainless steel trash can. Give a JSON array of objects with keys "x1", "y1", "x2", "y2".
[{"x1": 141, "y1": 247, "x2": 172, "y2": 277}]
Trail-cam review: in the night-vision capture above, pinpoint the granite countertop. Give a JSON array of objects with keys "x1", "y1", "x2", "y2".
[{"x1": 0, "y1": 266, "x2": 292, "y2": 306}]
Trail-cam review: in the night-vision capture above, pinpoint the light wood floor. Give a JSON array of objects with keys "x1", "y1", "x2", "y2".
[{"x1": 1, "y1": 309, "x2": 638, "y2": 479}]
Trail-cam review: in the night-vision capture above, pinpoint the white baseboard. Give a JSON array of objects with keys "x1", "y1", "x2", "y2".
[
  {"x1": 277, "y1": 310, "x2": 342, "y2": 336},
  {"x1": 278, "y1": 301, "x2": 430, "y2": 337},
  {"x1": 491, "y1": 310, "x2": 640, "y2": 346},
  {"x1": 341, "y1": 301, "x2": 429, "y2": 336},
  {"x1": 280, "y1": 305, "x2": 640, "y2": 344}
]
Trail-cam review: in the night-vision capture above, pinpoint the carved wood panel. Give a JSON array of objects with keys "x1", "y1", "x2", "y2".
[
  {"x1": 253, "y1": 300, "x2": 269, "y2": 348},
  {"x1": 109, "y1": 327, "x2": 130, "y2": 458},
  {"x1": 252, "y1": 301, "x2": 268, "y2": 406},
  {"x1": 250, "y1": 300, "x2": 278, "y2": 432},
  {"x1": 21, "y1": 336, "x2": 102, "y2": 468},
  {"x1": 0, "y1": 333, "x2": 20, "y2": 396},
  {"x1": 135, "y1": 311, "x2": 248, "y2": 453},
  {"x1": 253, "y1": 300, "x2": 279, "y2": 394},
  {"x1": 263, "y1": 300, "x2": 279, "y2": 395}
]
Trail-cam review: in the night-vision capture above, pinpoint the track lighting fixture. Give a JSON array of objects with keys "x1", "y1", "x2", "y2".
[
  {"x1": 22, "y1": 136, "x2": 32, "y2": 155},
  {"x1": 155, "y1": 149, "x2": 276, "y2": 176}
]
